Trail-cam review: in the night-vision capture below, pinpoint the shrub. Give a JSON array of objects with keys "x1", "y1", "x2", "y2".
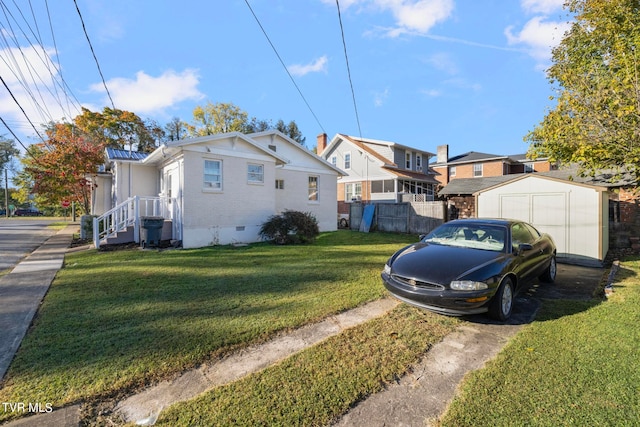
[{"x1": 260, "y1": 210, "x2": 319, "y2": 244}]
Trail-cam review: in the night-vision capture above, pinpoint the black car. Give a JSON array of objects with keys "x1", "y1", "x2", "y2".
[
  {"x1": 382, "y1": 218, "x2": 556, "y2": 321},
  {"x1": 13, "y1": 208, "x2": 43, "y2": 217}
]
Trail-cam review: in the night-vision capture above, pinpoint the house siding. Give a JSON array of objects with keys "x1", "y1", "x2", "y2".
[{"x1": 180, "y1": 147, "x2": 277, "y2": 248}]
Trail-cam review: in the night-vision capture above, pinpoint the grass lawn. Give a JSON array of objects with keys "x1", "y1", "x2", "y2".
[
  {"x1": 0, "y1": 230, "x2": 421, "y2": 423},
  {"x1": 439, "y1": 257, "x2": 640, "y2": 426}
]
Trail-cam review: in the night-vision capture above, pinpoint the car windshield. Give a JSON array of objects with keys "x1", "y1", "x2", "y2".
[{"x1": 423, "y1": 223, "x2": 506, "y2": 252}]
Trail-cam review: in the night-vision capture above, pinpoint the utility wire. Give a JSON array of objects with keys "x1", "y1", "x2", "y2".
[
  {"x1": 73, "y1": 0, "x2": 115, "y2": 109},
  {"x1": 0, "y1": 73, "x2": 46, "y2": 142},
  {"x1": 244, "y1": 0, "x2": 326, "y2": 134},
  {"x1": 336, "y1": 0, "x2": 362, "y2": 140}
]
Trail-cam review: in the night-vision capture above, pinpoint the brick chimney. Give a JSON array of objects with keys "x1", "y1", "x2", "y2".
[
  {"x1": 317, "y1": 133, "x2": 328, "y2": 154},
  {"x1": 437, "y1": 144, "x2": 449, "y2": 164}
]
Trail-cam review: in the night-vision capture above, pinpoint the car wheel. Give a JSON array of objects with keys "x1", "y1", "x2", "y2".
[
  {"x1": 539, "y1": 256, "x2": 556, "y2": 283},
  {"x1": 488, "y1": 277, "x2": 514, "y2": 321},
  {"x1": 339, "y1": 218, "x2": 348, "y2": 228}
]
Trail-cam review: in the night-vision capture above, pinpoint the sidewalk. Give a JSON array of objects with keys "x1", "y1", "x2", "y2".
[{"x1": 0, "y1": 225, "x2": 76, "y2": 381}]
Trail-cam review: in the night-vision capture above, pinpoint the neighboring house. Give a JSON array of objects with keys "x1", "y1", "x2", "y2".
[
  {"x1": 431, "y1": 144, "x2": 552, "y2": 186},
  {"x1": 317, "y1": 133, "x2": 439, "y2": 217},
  {"x1": 92, "y1": 130, "x2": 343, "y2": 248}
]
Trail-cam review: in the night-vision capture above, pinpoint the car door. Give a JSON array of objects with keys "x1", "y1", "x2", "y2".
[{"x1": 510, "y1": 222, "x2": 542, "y2": 282}]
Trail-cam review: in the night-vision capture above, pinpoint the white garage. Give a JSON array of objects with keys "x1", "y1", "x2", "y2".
[{"x1": 475, "y1": 174, "x2": 608, "y2": 266}]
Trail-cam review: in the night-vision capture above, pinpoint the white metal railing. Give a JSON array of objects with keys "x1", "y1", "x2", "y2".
[{"x1": 93, "y1": 196, "x2": 180, "y2": 248}]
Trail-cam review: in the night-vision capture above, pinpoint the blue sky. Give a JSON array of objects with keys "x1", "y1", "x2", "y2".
[{"x1": 1, "y1": 0, "x2": 572, "y2": 160}]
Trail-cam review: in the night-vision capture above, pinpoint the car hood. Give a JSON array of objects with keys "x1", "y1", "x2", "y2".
[{"x1": 389, "y1": 242, "x2": 504, "y2": 285}]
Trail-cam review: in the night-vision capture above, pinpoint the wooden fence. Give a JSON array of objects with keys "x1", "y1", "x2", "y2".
[{"x1": 349, "y1": 201, "x2": 446, "y2": 235}]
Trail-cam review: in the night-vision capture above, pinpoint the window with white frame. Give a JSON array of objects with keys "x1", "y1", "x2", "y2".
[
  {"x1": 473, "y1": 163, "x2": 483, "y2": 177},
  {"x1": 331, "y1": 156, "x2": 337, "y2": 166},
  {"x1": 275, "y1": 179, "x2": 284, "y2": 190},
  {"x1": 345, "y1": 182, "x2": 362, "y2": 201},
  {"x1": 308, "y1": 176, "x2": 319, "y2": 201},
  {"x1": 204, "y1": 159, "x2": 222, "y2": 189},
  {"x1": 450, "y1": 166, "x2": 456, "y2": 177},
  {"x1": 247, "y1": 163, "x2": 264, "y2": 183},
  {"x1": 344, "y1": 153, "x2": 351, "y2": 170},
  {"x1": 405, "y1": 151, "x2": 412, "y2": 169},
  {"x1": 524, "y1": 162, "x2": 534, "y2": 173},
  {"x1": 416, "y1": 154, "x2": 422, "y2": 170}
]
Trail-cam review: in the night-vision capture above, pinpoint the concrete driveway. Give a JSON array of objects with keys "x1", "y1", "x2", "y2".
[{"x1": 0, "y1": 219, "x2": 58, "y2": 272}]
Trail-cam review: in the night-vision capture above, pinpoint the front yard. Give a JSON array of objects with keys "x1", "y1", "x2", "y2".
[
  {"x1": 0, "y1": 230, "x2": 461, "y2": 424},
  {"x1": 1, "y1": 230, "x2": 638, "y2": 425}
]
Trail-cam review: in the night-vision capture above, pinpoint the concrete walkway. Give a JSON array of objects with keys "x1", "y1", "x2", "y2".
[{"x1": 0, "y1": 225, "x2": 76, "y2": 381}]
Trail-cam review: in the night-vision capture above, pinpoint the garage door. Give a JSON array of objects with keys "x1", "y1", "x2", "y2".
[{"x1": 499, "y1": 193, "x2": 568, "y2": 255}]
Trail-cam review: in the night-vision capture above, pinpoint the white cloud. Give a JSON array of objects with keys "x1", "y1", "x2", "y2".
[
  {"x1": 91, "y1": 69, "x2": 204, "y2": 115},
  {"x1": 0, "y1": 45, "x2": 78, "y2": 135},
  {"x1": 505, "y1": 16, "x2": 570, "y2": 63},
  {"x1": 520, "y1": 0, "x2": 564, "y2": 14},
  {"x1": 288, "y1": 56, "x2": 328, "y2": 77},
  {"x1": 373, "y1": 88, "x2": 389, "y2": 106},
  {"x1": 322, "y1": 0, "x2": 454, "y2": 37},
  {"x1": 425, "y1": 52, "x2": 458, "y2": 75},
  {"x1": 421, "y1": 88, "x2": 442, "y2": 97}
]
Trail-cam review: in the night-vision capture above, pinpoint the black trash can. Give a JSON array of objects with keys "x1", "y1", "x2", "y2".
[{"x1": 140, "y1": 216, "x2": 164, "y2": 248}]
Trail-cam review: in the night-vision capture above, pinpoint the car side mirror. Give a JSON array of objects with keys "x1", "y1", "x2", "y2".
[
  {"x1": 519, "y1": 243, "x2": 534, "y2": 252},
  {"x1": 419, "y1": 234, "x2": 426, "y2": 241}
]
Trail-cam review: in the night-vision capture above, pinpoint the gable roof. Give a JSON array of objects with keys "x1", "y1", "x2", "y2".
[
  {"x1": 432, "y1": 151, "x2": 549, "y2": 167},
  {"x1": 249, "y1": 130, "x2": 345, "y2": 175},
  {"x1": 438, "y1": 166, "x2": 634, "y2": 196},
  {"x1": 142, "y1": 132, "x2": 290, "y2": 166},
  {"x1": 323, "y1": 133, "x2": 435, "y2": 166}
]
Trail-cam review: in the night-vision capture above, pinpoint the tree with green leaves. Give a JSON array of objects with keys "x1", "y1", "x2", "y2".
[
  {"x1": 275, "y1": 119, "x2": 306, "y2": 146},
  {"x1": 74, "y1": 107, "x2": 159, "y2": 153},
  {"x1": 526, "y1": 0, "x2": 640, "y2": 181},
  {"x1": 187, "y1": 102, "x2": 249, "y2": 136},
  {"x1": 0, "y1": 136, "x2": 19, "y2": 214}
]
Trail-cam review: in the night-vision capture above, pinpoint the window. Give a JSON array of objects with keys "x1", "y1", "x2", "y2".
[
  {"x1": 371, "y1": 180, "x2": 395, "y2": 193},
  {"x1": 247, "y1": 163, "x2": 264, "y2": 183},
  {"x1": 331, "y1": 156, "x2": 337, "y2": 166},
  {"x1": 204, "y1": 160, "x2": 222, "y2": 189},
  {"x1": 511, "y1": 223, "x2": 536, "y2": 250},
  {"x1": 308, "y1": 176, "x2": 319, "y2": 201},
  {"x1": 405, "y1": 151, "x2": 412, "y2": 169},
  {"x1": 345, "y1": 183, "x2": 362, "y2": 201},
  {"x1": 473, "y1": 163, "x2": 483, "y2": 177},
  {"x1": 450, "y1": 166, "x2": 456, "y2": 177},
  {"x1": 524, "y1": 162, "x2": 534, "y2": 173},
  {"x1": 275, "y1": 179, "x2": 285, "y2": 190},
  {"x1": 416, "y1": 154, "x2": 422, "y2": 170},
  {"x1": 344, "y1": 153, "x2": 351, "y2": 170}
]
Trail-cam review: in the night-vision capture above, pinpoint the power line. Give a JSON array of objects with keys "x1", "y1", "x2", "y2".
[
  {"x1": 244, "y1": 0, "x2": 326, "y2": 135},
  {"x1": 336, "y1": 0, "x2": 362, "y2": 139},
  {"x1": 73, "y1": 0, "x2": 115, "y2": 109}
]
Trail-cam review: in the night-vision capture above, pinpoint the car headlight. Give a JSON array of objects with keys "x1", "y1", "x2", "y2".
[
  {"x1": 383, "y1": 264, "x2": 391, "y2": 275},
  {"x1": 450, "y1": 280, "x2": 488, "y2": 291}
]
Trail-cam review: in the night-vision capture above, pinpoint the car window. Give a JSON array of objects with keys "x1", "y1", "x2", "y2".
[
  {"x1": 511, "y1": 223, "x2": 536, "y2": 249},
  {"x1": 423, "y1": 223, "x2": 506, "y2": 252},
  {"x1": 524, "y1": 223, "x2": 541, "y2": 240}
]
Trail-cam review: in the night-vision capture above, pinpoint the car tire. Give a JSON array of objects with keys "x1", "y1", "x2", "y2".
[
  {"x1": 488, "y1": 277, "x2": 514, "y2": 321},
  {"x1": 539, "y1": 256, "x2": 556, "y2": 283},
  {"x1": 339, "y1": 218, "x2": 348, "y2": 228}
]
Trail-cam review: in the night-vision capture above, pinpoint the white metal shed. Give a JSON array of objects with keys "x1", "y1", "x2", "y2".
[{"x1": 475, "y1": 174, "x2": 608, "y2": 266}]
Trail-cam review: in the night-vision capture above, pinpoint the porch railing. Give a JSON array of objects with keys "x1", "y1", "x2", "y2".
[{"x1": 93, "y1": 196, "x2": 180, "y2": 249}]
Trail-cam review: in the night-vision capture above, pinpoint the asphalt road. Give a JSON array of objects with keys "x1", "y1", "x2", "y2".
[{"x1": 0, "y1": 219, "x2": 59, "y2": 272}]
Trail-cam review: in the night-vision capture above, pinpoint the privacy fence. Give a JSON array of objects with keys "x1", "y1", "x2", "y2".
[{"x1": 349, "y1": 201, "x2": 446, "y2": 235}]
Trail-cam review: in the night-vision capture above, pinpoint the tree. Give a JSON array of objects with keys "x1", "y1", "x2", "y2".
[
  {"x1": 74, "y1": 107, "x2": 159, "y2": 153},
  {"x1": 526, "y1": 0, "x2": 640, "y2": 181},
  {"x1": 0, "y1": 136, "x2": 19, "y2": 213},
  {"x1": 187, "y1": 102, "x2": 249, "y2": 136},
  {"x1": 275, "y1": 119, "x2": 306, "y2": 146},
  {"x1": 164, "y1": 116, "x2": 188, "y2": 141},
  {"x1": 20, "y1": 123, "x2": 104, "y2": 214}
]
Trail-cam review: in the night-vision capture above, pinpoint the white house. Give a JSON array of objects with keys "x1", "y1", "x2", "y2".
[{"x1": 92, "y1": 130, "x2": 343, "y2": 248}]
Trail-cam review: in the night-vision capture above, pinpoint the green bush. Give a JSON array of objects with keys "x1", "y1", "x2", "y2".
[{"x1": 260, "y1": 210, "x2": 319, "y2": 244}]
